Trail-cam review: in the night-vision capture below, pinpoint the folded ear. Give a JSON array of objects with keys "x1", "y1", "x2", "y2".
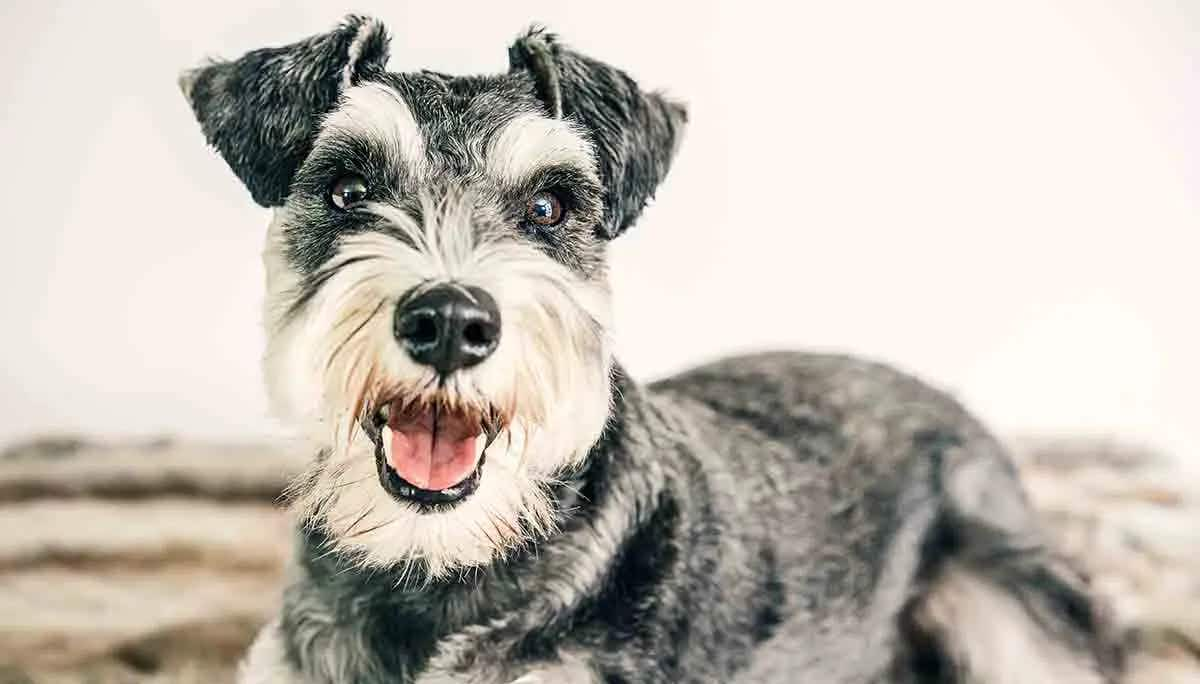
[
  {"x1": 180, "y1": 15, "x2": 390, "y2": 207},
  {"x1": 509, "y1": 29, "x2": 687, "y2": 239}
]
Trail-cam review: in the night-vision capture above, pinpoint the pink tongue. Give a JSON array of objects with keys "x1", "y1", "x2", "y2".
[{"x1": 387, "y1": 415, "x2": 480, "y2": 491}]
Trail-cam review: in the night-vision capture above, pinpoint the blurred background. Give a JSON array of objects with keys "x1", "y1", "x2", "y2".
[{"x1": 0, "y1": 0, "x2": 1197, "y2": 681}]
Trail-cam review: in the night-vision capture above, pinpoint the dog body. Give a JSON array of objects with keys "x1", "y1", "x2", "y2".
[{"x1": 182, "y1": 17, "x2": 1119, "y2": 683}]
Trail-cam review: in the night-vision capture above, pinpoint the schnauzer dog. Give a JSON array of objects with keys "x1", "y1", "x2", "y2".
[{"x1": 181, "y1": 16, "x2": 1121, "y2": 683}]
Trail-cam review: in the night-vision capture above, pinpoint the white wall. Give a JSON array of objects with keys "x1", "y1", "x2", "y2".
[{"x1": 1, "y1": 0, "x2": 1196, "y2": 460}]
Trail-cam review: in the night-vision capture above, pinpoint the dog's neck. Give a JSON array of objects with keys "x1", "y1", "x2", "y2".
[{"x1": 282, "y1": 365, "x2": 660, "y2": 679}]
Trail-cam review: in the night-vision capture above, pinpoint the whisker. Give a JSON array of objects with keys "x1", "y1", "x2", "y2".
[
  {"x1": 485, "y1": 503, "x2": 522, "y2": 541},
  {"x1": 343, "y1": 517, "x2": 399, "y2": 540},
  {"x1": 333, "y1": 476, "x2": 375, "y2": 489},
  {"x1": 342, "y1": 505, "x2": 376, "y2": 537},
  {"x1": 286, "y1": 254, "x2": 384, "y2": 318},
  {"x1": 325, "y1": 297, "x2": 388, "y2": 374},
  {"x1": 473, "y1": 517, "x2": 501, "y2": 550},
  {"x1": 313, "y1": 541, "x2": 350, "y2": 562}
]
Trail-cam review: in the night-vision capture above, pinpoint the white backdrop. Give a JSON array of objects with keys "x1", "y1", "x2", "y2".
[{"x1": 2, "y1": 0, "x2": 1196, "y2": 460}]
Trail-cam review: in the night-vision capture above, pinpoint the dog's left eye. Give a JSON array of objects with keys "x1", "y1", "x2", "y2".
[
  {"x1": 525, "y1": 191, "x2": 565, "y2": 228},
  {"x1": 330, "y1": 174, "x2": 368, "y2": 209}
]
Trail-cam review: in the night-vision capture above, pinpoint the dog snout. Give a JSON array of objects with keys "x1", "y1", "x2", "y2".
[{"x1": 394, "y1": 285, "x2": 501, "y2": 374}]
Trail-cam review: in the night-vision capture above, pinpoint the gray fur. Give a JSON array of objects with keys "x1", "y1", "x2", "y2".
[
  {"x1": 280, "y1": 71, "x2": 608, "y2": 278},
  {"x1": 509, "y1": 29, "x2": 687, "y2": 238},
  {"x1": 182, "y1": 21, "x2": 683, "y2": 244},
  {"x1": 182, "y1": 15, "x2": 391, "y2": 207},
  {"x1": 181, "y1": 17, "x2": 1121, "y2": 684},
  {"x1": 256, "y1": 355, "x2": 1120, "y2": 682}
]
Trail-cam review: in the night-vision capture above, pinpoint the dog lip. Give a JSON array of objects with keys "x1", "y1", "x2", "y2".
[
  {"x1": 371, "y1": 430, "x2": 485, "y2": 509},
  {"x1": 355, "y1": 391, "x2": 506, "y2": 508},
  {"x1": 360, "y1": 397, "x2": 500, "y2": 510},
  {"x1": 365, "y1": 397, "x2": 505, "y2": 444}
]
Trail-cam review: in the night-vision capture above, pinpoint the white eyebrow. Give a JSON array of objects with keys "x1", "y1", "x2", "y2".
[
  {"x1": 485, "y1": 113, "x2": 596, "y2": 183},
  {"x1": 318, "y1": 82, "x2": 426, "y2": 170}
]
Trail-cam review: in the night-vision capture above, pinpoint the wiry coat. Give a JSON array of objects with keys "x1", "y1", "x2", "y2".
[
  {"x1": 234, "y1": 353, "x2": 1120, "y2": 683},
  {"x1": 179, "y1": 16, "x2": 1122, "y2": 684}
]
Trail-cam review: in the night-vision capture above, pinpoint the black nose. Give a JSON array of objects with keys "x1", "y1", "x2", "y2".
[{"x1": 394, "y1": 285, "x2": 501, "y2": 375}]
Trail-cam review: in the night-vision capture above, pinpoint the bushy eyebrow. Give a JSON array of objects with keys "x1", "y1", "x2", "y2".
[
  {"x1": 484, "y1": 113, "x2": 598, "y2": 185},
  {"x1": 317, "y1": 82, "x2": 427, "y2": 171},
  {"x1": 515, "y1": 164, "x2": 603, "y2": 203}
]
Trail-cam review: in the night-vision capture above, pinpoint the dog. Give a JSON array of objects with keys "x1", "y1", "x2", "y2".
[{"x1": 180, "y1": 16, "x2": 1122, "y2": 683}]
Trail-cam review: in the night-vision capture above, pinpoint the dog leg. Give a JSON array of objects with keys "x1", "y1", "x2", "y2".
[
  {"x1": 897, "y1": 432, "x2": 1123, "y2": 683},
  {"x1": 906, "y1": 562, "x2": 1114, "y2": 683}
]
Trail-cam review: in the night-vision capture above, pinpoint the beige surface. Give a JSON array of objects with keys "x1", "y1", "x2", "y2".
[
  {"x1": 1013, "y1": 439, "x2": 1200, "y2": 684},
  {"x1": 0, "y1": 440, "x2": 297, "y2": 683},
  {"x1": 0, "y1": 437, "x2": 1196, "y2": 683}
]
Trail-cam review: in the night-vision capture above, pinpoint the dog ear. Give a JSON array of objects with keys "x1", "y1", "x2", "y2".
[
  {"x1": 509, "y1": 29, "x2": 687, "y2": 239},
  {"x1": 179, "y1": 15, "x2": 391, "y2": 207}
]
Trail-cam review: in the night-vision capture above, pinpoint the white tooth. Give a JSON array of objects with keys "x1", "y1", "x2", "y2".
[
  {"x1": 381, "y1": 425, "x2": 394, "y2": 460},
  {"x1": 379, "y1": 403, "x2": 391, "y2": 422}
]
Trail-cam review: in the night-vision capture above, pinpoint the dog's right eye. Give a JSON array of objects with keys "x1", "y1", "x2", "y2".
[
  {"x1": 329, "y1": 174, "x2": 368, "y2": 209},
  {"x1": 525, "y1": 191, "x2": 565, "y2": 229}
]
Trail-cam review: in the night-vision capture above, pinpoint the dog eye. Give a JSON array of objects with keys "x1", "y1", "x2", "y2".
[
  {"x1": 525, "y1": 191, "x2": 565, "y2": 228},
  {"x1": 330, "y1": 174, "x2": 368, "y2": 209}
]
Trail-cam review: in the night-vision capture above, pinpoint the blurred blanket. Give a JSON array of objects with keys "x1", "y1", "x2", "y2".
[{"x1": 0, "y1": 437, "x2": 1195, "y2": 683}]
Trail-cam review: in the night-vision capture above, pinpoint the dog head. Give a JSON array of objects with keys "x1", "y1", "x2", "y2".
[{"x1": 181, "y1": 16, "x2": 685, "y2": 576}]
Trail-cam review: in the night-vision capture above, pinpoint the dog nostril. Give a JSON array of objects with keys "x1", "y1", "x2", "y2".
[
  {"x1": 404, "y1": 313, "x2": 440, "y2": 346},
  {"x1": 462, "y1": 321, "x2": 492, "y2": 348}
]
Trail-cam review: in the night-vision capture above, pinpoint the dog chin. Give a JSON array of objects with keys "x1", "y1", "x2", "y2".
[{"x1": 289, "y1": 390, "x2": 562, "y2": 577}]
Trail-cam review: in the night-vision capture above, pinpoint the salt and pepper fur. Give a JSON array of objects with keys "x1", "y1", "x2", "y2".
[{"x1": 181, "y1": 16, "x2": 1122, "y2": 683}]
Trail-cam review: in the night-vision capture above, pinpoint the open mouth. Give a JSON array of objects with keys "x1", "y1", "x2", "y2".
[{"x1": 363, "y1": 398, "x2": 503, "y2": 509}]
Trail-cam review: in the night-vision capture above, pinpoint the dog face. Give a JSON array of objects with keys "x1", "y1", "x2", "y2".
[{"x1": 181, "y1": 16, "x2": 685, "y2": 576}]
